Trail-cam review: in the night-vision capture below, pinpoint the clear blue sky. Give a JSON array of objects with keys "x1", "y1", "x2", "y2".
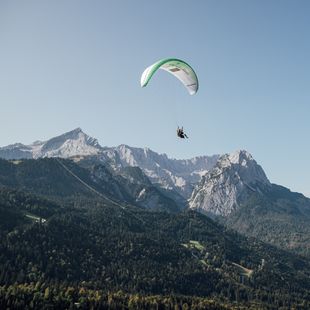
[{"x1": 0, "y1": 0, "x2": 309, "y2": 196}]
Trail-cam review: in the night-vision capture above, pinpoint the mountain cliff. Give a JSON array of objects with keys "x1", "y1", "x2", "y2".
[
  {"x1": 100, "y1": 144, "x2": 218, "y2": 197},
  {"x1": 189, "y1": 150, "x2": 271, "y2": 216}
]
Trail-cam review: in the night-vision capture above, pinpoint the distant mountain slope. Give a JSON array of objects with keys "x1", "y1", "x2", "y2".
[
  {"x1": 189, "y1": 150, "x2": 310, "y2": 256},
  {"x1": 0, "y1": 158, "x2": 181, "y2": 212},
  {"x1": 77, "y1": 157, "x2": 182, "y2": 212},
  {"x1": 0, "y1": 158, "x2": 109, "y2": 200},
  {"x1": 224, "y1": 184, "x2": 310, "y2": 257}
]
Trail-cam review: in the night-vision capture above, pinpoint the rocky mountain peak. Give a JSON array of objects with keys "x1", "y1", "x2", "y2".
[
  {"x1": 46, "y1": 127, "x2": 96, "y2": 145},
  {"x1": 216, "y1": 150, "x2": 254, "y2": 168},
  {"x1": 212, "y1": 150, "x2": 270, "y2": 185},
  {"x1": 228, "y1": 149, "x2": 253, "y2": 164},
  {"x1": 33, "y1": 128, "x2": 102, "y2": 158},
  {"x1": 189, "y1": 150, "x2": 270, "y2": 216},
  {"x1": 0, "y1": 128, "x2": 103, "y2": 159}
]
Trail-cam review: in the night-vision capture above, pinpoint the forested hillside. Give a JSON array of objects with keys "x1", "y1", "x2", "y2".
[{"x1": 0, "y1": 174, "x2": 310, "y2": 308}]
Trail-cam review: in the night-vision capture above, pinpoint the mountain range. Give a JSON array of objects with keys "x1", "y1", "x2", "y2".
[
  {"x1": 1, "y1": 128, "x2": 310, "y2": 256},
  {"x1": 1, "y1": 128, "x2": 310, "y2": 308},
  {"x1": 0, "y1": 128, "x2": 218, "y2": 198}
]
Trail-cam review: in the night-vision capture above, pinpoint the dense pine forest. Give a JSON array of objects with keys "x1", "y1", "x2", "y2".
[{"x1": 0, "y1": 159, "x2": 310, "y2": 309}]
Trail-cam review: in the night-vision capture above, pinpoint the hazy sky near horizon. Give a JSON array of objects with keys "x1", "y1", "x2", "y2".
[{"x1": 0, "y1": 0, "x2": 309, "y2": 196}]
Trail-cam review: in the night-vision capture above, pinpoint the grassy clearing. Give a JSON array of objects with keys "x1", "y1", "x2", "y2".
[
  {"x1": 25, "y1": 214, "x2": 46, "y2": 223},
  {"x1": 182, "y1": 241, "x2": 210, "y2": 266},
  {"x1": 11, "y1": 160, "x2": 22, "y2": 165},
  {"x1": 182, "y1": 240, "x2": 205, "y2": 252},
  {"x1": 231, "y1": 262, "x2": 253, "y2": 277}
]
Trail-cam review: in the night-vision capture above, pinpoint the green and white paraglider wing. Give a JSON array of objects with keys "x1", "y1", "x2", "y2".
[{"x1": 140, "y1": 58, "x2": 199, "y2": 95}]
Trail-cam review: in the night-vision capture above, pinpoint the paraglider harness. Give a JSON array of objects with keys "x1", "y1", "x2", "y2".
[{"x1": 177, "y1": 127, "x2": 188, "y2": 139}]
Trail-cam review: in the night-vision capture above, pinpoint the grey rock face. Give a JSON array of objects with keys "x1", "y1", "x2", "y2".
[
  {"x1": 189, "y1": 150, "x2": 271, "y2": 216},
  {"x1": 100, "y1": 144, "x2": 219, "y2": 198}
]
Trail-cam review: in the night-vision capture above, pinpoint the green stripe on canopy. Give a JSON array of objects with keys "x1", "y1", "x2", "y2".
[{"x1": 140, "y1": 58, "x2": 199, "y2": 95}]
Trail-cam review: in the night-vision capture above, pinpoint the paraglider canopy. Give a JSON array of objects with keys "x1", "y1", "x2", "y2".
[{"x1": 140, "y1": 58, "x2": 199, "y2": 95}]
